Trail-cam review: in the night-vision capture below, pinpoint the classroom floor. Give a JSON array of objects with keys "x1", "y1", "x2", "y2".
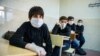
[{"x1": 62, "y1": 49, "x2": 100, "y2": 56}]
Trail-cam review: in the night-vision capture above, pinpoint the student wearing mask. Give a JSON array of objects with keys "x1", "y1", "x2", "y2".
[
  {"x1": 67, "y1": 16, "x2": 76, "y2": 33},
  {"x1": 76, "y1": 19, "x2": 86, "y2": 55},
  {"x1": 9, "y1": 6, "x2": 52, "y2": 56},
  {"x1": 67, "y1": 16, "x2": 79, "y2": 49},
  {"x1": 52, "y1": 16, "x2": 71, "y2": 56},
  {"x1": 52, "y1": 16, "x2": 71, "y2": 36}
]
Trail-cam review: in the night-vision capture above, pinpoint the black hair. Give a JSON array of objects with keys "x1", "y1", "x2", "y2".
[
  {"x1": 68, "y1": 16, "x2": 74, "y2": 21},
  {"x1": 28, "y1": 6, "x2": 44, "y2": 20},
  {"x1": 59, "y1": 16, "x2": 67, "y2": 21},
  {"x1": 78, "y1": 19, "x2": 83, "y2": 22}
]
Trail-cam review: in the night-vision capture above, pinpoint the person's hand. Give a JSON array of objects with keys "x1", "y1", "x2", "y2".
[
  {"x1": 25, "y1": 43, "x2": 46, "y2": 56},
  {"x1": 56, "y1": 22, "x2": 60, "y2": 26},
  {"x1": 36, "y1": 47, "x2": 46, "y2": 56},
  {"x1": 25, "y1": 43, "x2": 40, "y2": 56},
  {"x1": 71, "y1": 31, "x2": 75, "y2": 34},
  {"x1": 38, "y1": 46, "x2": 46, "y2": 56}
]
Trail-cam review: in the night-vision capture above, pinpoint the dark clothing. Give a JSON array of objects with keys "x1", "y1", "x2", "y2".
[
  {"x1": 71, "y1": 40, "x2": 79, "y2": 49},
  {"x1": 51, "y1": 24, "x2": 71, "y2": 56},
  {"x1": 62, "y1": 41, "x2": 71, "y2": 50},
  {"x1": 9, "y1": 21, "x2": 52, "y2": 56},
  {"x1": 52, "y1": 24, "x2": 71, "y2": 36},
  {"x1": 52, "y1": 24, "x2": 71, "y2": 50},
  {"x1": 76, "y1": 25, "x2": 85, "y2": 48},
  {"x1": 67, "y1": 23, "x2": 76, "y2": 31},
  {"x1": 76, "y1": 25, "x2": 84, "y2": 35},
  {"x1": 76, "y1": 35, "x2": 85, "y2": 48},
  {"x1": 52, "y1": 46, "x2": 60, "y2": 56},
  {"x1": 66, "y1": 23, "x2": 80, "y2": 49}
]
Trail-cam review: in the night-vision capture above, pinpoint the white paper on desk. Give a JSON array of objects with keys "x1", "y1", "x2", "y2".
[{"x1": 63, "y1": 36, "x2": 70, "y2": 40}]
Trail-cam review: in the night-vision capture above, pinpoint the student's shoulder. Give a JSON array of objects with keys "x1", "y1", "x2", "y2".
[
  {"x1": 66, "y1": 25, "x2": 71, "y2": 29},
  {"x1": 76, "y1": 25, "x2": 78, "y2": 27},
  {"x1": 81, "y1": 25, "x2": 84, "y2": 27},
  {"x1": 73, "y1": 23, "x2": 76, "y2": 26},
  {"x1": 23, "y1": 21, "x2": 31, "y2": 24},
  {"x1": 41, "y1": 23, "x2": 48, "y2": 28},
  {"x1": 22, "y1": 21, "x2": 30, "y2": 24},
  {"x1": 21, "y1": 21, "x2": 30, "y2": 27}
]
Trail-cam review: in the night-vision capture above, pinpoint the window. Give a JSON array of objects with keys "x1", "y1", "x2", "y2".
[{"x1": 0, "y1": 6, "x2": 5, "y2": 24}]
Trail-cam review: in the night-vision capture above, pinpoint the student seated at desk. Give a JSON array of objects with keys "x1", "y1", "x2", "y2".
[
  {"x1": 52, "y1": 16, "x2": 71, "y2": 50},
  {"x1": 52, "y1": 16, "x2": 78, "y2": 56},
  {"x1": 67, "y1": 16, "x2": 85, "y2": 55},
  {"x1": 52, "y1": 16, "x2": 70, "y2": 36},
  {"x1": 9, "y1": 6, "x2": 52, "y2": 56},
  {"x1": 67, "y1": 16, "x2": 79, "y2": 48},
  {"x1": 76, "y1": 19, "x2": 86, "y2": 55}
]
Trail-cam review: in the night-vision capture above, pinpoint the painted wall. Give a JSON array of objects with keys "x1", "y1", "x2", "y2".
[{"x1": 60, "y1": 0, "x2": 100, "y2": 19}]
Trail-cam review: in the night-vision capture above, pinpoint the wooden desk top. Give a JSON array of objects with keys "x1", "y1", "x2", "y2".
[{"x1": 0, "y1": 38, "x2": 37, "y2": 56}]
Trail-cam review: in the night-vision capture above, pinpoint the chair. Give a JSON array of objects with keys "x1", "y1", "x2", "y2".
[
  {"x1": 50, "y1": 34, "x2": 75, "y2": 56},
  {"x1": 64, "y1": 47, "x2": 75, "y2": 56},
  {"x1": 63, "y1": 33, "x2": 76, "y2": 56},
  {"x1": 50, "y1": 34, "x2": 63, "y2": 56}
]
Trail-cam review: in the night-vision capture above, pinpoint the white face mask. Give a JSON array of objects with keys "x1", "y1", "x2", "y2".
[
  {"x1": 60, "y1": 23, "x2": 66, "y2": 29},
  {"x1": 69, "y1": 21, "x2": 74, "y2": 25},
  {"x1": 77, "y1": 23, "x2": 82, "y2": 26},
  {"x1": 30, "y1": 18, "x2": 44, "y2": 28}
]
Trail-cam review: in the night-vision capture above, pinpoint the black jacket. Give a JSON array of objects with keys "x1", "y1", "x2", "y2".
[
  {"x1": 9, "y1": 21, "x2": 52, "y2": 56},
  {"x1": 76, "y1": 25, "x2": 84, "y2": 35},
  {"x1": 52, "y1": 24, "x2": 71, "y2": 36},
  {"x1": 67, "y1": 23, "x2": 76, "y2": 31}
]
